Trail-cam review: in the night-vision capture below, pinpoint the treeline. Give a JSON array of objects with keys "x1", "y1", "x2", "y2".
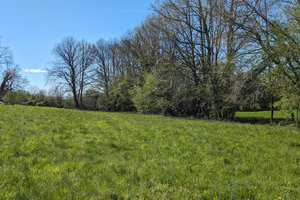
[{"x1": 2, "y1": 0, "x2": 300, "y2": 121}]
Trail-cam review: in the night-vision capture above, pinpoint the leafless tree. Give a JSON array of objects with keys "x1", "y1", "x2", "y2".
[
  {"x1": 0, "y1": 42, "x2": 13, "y2": 67},
  {"x1": 0, "y1": 42, "x2": 27, "y2": 98},
  {"x1": 151, "y1": 0, "x2": 254, "y2": 118},
  {"x1": 48, "y1": 37, "x2": 95, "y2": 108},
  {"x1": 93, "y1": 39, "x2": 115, "y2": 98},
  {"x1": 78, "y1": 40, "x2": 96, "y2": 107},
  {"x1": 0, "y1": 66, "x2": 28, "y2": 98}
]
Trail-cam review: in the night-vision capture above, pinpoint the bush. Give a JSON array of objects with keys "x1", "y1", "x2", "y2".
[
  {"x1": 45, "y1": 96, "x2": 63, "y2": 108},
  {"x1": 132, "y1": 73, "x2": 169, "y2": 114},
  {"x1": 63, "y1": 96, "x2": 75, "y2": 109},
  {"x1": 82, "y1": 89, "x2": 101, "y2": 110},
  {"x1": 108, "y1": 75, "x2": 135, "y2": 112},
  {"x1": 24, "y1": 100, "x2": 36, "y2": 106},
  {"x1": 36, "y1": 101, "x2": 48, "y2": 107},
  {"x1": 3, "y1": 90, "x2": 30, "y2": 105},
  {"x1": 3, "y1": 91, "x2": 17, "y2": 105}
]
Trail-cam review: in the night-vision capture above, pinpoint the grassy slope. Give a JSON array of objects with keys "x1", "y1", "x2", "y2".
[{"x1": 0, "y1": 105, "x2": 299, "y2": 199}]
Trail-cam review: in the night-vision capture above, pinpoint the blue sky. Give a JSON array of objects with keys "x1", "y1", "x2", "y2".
[{"x1": 0, "y1": 0, "x2": 154, "y2": 90}]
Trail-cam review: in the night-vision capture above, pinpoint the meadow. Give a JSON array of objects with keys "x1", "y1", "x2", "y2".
[{"x1": 0, "y1": 104, "x2": 299, "y2": 199}]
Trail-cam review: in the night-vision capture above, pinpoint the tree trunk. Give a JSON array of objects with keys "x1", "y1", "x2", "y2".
[
  {"x1": 270, "y1": 95, "x2": 274, "y2": 124},
  {"x1": 72, "y1": 88, "x2": 80, "y2": 109},
  {"x1": 291, "y1": 113, "x2": 295, "y2": 122}
]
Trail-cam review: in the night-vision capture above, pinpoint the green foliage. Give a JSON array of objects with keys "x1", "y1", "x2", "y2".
[
  {"x1": 82, "y1": 89, "x2": 100, "y2": 110},
  {"x1": 0, "y1": 105, "x2": 299, "y2": 199},
  {"x1": 36, "y1": 101, "x2": 48, "y2": 107},
  {"x1": 62, "y1": 95, "x2": 75, "y2": 109},
  {"x1": 262, "y1": 2, "x2": 300, "y2": 119},
  {"x1": 132, "y1": 73, "x2": 169, "y2": 114},
  {"x1": 3, "y1": 90, "x2": 30, "y2": 105},
  {"x1": 108, "y1": 75, "x2": 135, "y2": 112},
  {"x1": 24, "y1": 99, "x2": 37, "y2": 106},
  {"x1": 45, "y1": 96, "x2": 64, "y2": 108},
  {"x1": 132, "y1": 61, "x2": 203, "y2": 117},
  {"x1": 3, "y1": 91, "x2": 17, "y2": 105},
  {"x1": 3, "y1": 90, "x2": 66, "y2": 108},
  {"x1": 275, "y1": 94, "x2": 300, "y2": 122}
]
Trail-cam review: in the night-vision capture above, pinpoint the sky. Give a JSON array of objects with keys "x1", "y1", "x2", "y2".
[{"x1": 0, "y1": 0, "x2": 154, "y2": 90}]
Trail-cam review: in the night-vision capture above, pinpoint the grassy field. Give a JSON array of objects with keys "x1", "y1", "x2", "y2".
[
  {"x1": 235, "y1": 110, "x2": 298, "y2": 124},
  {"x1": 0, "y1": 105, "x2": 299, "y2": 199},
  {"x1": 235, "y1": 110, "x2": 286, "y2": 119}
]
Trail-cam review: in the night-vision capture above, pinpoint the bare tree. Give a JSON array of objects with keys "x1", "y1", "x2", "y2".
[
  {"x1": 0, "y1": 66, "x2": 28, "y2": 98},
  {"x1": 48, "y1": 37, "x2": 95, "y2": 108},
  {"x1": 93, "y1": 37, "x2": 141, "y2": 98},
  {"x1": 151, "y1": 0, "x2": 253, "y2": 118},
  {"x1": 0, "y1": 42, "x2": 27, "y2": 98},
  {"x1": 93, "y1": 39, "x2": 114, "y2": 98},
  {"x1": 0, "y1": 42, "x2": 13, "y2": 67},
  {"x1": 78, "y1": 40, "x2": 95, "y2": 107}
]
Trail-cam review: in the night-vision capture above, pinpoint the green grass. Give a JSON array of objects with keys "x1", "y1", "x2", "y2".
[
  {"x1": 0, "y1": 105, "x2": 300, "y2": 199},
  {"x1": 235, "y1": 110, "x2": 287, "y2": 119},
  {"x1": 234, "y1": 110, "x2": 298, "y2": 125}
]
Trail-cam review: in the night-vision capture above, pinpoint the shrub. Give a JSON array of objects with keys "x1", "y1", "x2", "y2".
[
  {"x1": 108, "y1": 75, "x2": 135, "y2": 112},
  {"x1": 3, "y1": 91, "x2": 17, "y2": 105},
  {"x1": 132, "y1": 73, "x2": 169, "y2": 114},
  {"x1": 36, "y1": 101, "x2": 48, "y2": 107},
  {"x1": 24, "y1": 100, "x2": 36, "y2": 106}
]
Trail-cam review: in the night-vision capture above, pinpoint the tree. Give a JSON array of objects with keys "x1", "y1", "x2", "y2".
[
  {"x1": 0, "y1": 66, "x2": 28, "y2": 98},
  {"x1": 269, "y1": 1, "x2": 300, "y2": 121},
  {"x1": 150, "y1": 0, "x2": 254, "y2": 119},
  {"x1": 0, "y1": 41, "x2": 13, "y2": 68},
  {"x1": 78, "y1": 40, "x2": 96, "y2": 108},
  {"x1": 220, "y1": 0, "x2": 299, "y2": 121},
  {"x1": 0, "y1": 42, "x2": 27, "y2": 98},
  {"x1": 93, "y1": 39, "x2": 116, "y2": 98},
  {"x1": 37, "y1": 0, "x2": 298, "y2": 122},
  {"x1": 48, "y1": 37, "x2": 95, "y2": 108}
]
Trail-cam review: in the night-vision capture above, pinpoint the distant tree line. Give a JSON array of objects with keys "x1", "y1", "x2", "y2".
[{"x1": 2, "y1": 0, "x2": 299, "y2": 122}]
